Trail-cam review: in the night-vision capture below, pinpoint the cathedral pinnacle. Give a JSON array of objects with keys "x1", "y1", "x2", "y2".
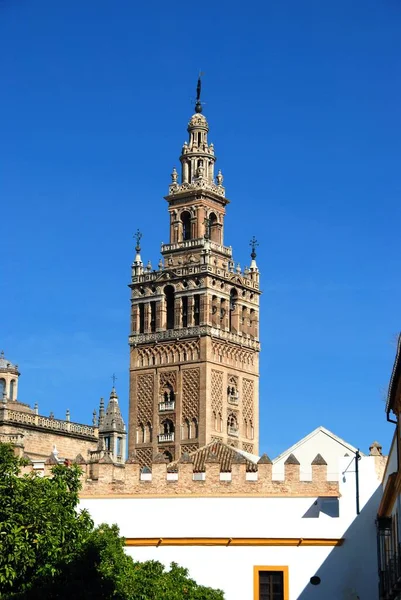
[
  {"x1": 249, "y1": 236, "x2": 259, "y2": 275},
  {"x1": 250, "y1": 236, "x2": 258, "y2": 261},
  {"x1": 132, "y1": 229, "x2": 144, "y2": 276}
]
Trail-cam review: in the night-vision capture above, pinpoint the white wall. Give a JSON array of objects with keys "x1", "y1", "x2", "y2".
[
  {"x1": 273, "y1": 428, "x2": 357, "y2": 481},
  {"x1": 80, "y1": 456, "x2": 382, "y2": 600}
]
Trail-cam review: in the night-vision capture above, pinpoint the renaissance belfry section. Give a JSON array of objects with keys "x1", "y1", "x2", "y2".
[{"x1": 128, "y1": 79, "x2": 261, "y2": 466}]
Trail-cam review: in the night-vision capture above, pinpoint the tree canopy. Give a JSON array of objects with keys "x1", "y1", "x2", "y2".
[{"x1": 0, "y1": 443, "x2": 224, "y2": 599}]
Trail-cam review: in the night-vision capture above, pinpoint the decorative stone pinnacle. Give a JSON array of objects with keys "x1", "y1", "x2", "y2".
[
  {"x1": 134, "y1": 229, "x2": 142, "y2": 252},
  {"x1": 250, "y1": 236, "x2": 259, "y2": 260}
]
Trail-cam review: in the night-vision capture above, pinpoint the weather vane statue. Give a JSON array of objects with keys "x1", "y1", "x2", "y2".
[
  {"x1": 195, "y1": 71, "x2": 204, "y2": 113},
  {"x1": 134, "y1": 229, "x2": 142, "y2": 252}
]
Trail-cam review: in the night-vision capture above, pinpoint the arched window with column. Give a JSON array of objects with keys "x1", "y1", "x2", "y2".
[
  {"x1": 0, "y1": 379, "x2": 5, "y2": 399},
  {"x1": 227, "y1": 413, "x2": 239, "y2": 436},
  {"x1": 181, "y1": 211, "x2": 192, "y2": 241}
]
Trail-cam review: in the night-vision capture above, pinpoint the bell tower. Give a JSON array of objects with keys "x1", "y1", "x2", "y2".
[{"x1": 128, "y1": 79, "x2": 261, "y2": 467}]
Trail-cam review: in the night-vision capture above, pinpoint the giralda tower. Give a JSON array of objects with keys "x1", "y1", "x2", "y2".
[{"x1": 128, "y1": 79, "x2": 261, "y2": 466}]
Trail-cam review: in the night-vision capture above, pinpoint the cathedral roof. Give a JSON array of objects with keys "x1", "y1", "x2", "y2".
[
  {"x1": 0, "y1": 351, "x2": 19, "y2": 373},
  {"x1": 169, "y1": 440, "x2": 258, "y2": 473},
  {"x1": 99, "y1": 387, "x2": 126, "y2": 433}
]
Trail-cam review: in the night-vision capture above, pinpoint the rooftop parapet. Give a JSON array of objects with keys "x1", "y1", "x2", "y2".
[{"x1": 75, "y1": 452, "x2": 338, "y2": 498}]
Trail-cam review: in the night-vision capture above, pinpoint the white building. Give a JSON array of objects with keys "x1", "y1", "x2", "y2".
[
  {"x1": 81, "y1": 433, "x2": 385, "y2": 600},
  {"x1": 271, "y1": 426, "x2": 362, "y2": 482}
]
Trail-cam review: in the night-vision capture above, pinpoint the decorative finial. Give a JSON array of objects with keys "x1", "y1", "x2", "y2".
[
  {"x1": 111, "y1": 373, "x2": 117, "y2": 387},
  {"x1": 216, "y1": 170, "x2": 223, "y2": 186},
  {"x1": 158, "y1": 258, "x2": 163, "y2": 270},
  {"x1": 65, "y1": 409, "x2": 70, "y2": 422},
  {"x1": 250, "y1": 236, "x2": 259, "y2": 260},
  {"x1": 92, "y1": 409, "x2": 97, "y2": 426},
  {"x1": 0, "y1": 350, "x2": 4, "y2": 359},
  {"x1": 171, "y1": 167, "x2": 178, "y2": 184},
  {"x1": 134, "y1": 229, "x2": 142, "y2": 252},
  {"x1": 195, "y1": 72, "x2": 204, "y2": 113}
]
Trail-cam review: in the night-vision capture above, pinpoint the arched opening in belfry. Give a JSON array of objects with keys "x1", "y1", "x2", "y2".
[
  {"x1": 181, "y1": 211, "x2": 192, "y2": 241},
  {"x1": 164, "y1": 285, "x2": 175, "y2": 330},
  {"x1": 229, "y1": 289, "x2": 238, "y2": 332},
  {"x1": 209, "y1": 212, "x2": 219, "y2": 243},
  {"x1": 0, "y1": 379, "x2": 5, "y2": 398}
]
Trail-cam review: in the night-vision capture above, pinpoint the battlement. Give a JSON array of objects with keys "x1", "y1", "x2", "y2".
[{"x1": 24, "y1": 450, "x2": 338, "y2": 498}]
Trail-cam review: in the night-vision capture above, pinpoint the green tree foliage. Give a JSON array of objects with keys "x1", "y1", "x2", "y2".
[{"x1": 0, "y1": 444, "x2": 224, "y2": 599}]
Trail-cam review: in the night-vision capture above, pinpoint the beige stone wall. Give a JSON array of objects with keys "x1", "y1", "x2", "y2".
[
  {"x1": 77, "y1": 460, "x2": 338, "y2": 498},
  {"x1": 0, "y1": 423, "x2": 98, "y2": 460}
]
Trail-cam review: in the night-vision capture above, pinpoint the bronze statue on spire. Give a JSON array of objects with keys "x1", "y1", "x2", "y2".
[
  {"x1": 134, "y1": 229, "x2": 142, "y2": 252},
  {"x1": 195, "y1": 72, "x2": 204, "y2": 113}
]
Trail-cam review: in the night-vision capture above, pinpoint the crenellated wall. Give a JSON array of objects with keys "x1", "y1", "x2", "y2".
[{"x1": 64, "y1": 455, "x2": 339, "y2": 498}]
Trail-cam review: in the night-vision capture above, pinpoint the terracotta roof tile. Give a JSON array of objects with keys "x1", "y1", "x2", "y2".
[{"x1": 169, "y1": 440, "x2": 257, "y2": 473}]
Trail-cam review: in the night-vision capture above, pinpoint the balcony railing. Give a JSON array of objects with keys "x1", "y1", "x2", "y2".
[
  {"x1": 158, "y1": 433, "x2": 174, "y2": 443},
  {"x1": 228, "y1": 394, "x2": 239, "y2": 406},
  {"x1": 228, "y1": 426, "x2": 239, "y2": 437},
  {"x1": 159, "y1": 401, "x2": 175, "y2": 412}
]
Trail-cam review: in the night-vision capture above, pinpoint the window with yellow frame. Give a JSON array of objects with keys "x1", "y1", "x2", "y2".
[{"x1": 253, "y1": 566, "x2": 289, "y2": 600}]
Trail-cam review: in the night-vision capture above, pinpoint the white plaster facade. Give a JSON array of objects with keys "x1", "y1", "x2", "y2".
[
  {"x1": 81, "y1": 454, "x2": 383, "y2": 599},
  {"x1": 272, "y1": 426, "x2": 360, "y2": 482}
]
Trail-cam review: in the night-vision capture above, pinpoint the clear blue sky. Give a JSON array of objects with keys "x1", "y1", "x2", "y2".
[{"x1": 1, "y1": 0, "x2": 400, "y2": 458}]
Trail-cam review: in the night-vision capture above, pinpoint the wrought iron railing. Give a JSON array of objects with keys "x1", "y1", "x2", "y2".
[{"x1": 378, "y1": 545, "x2": 401, "y2": 598}]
